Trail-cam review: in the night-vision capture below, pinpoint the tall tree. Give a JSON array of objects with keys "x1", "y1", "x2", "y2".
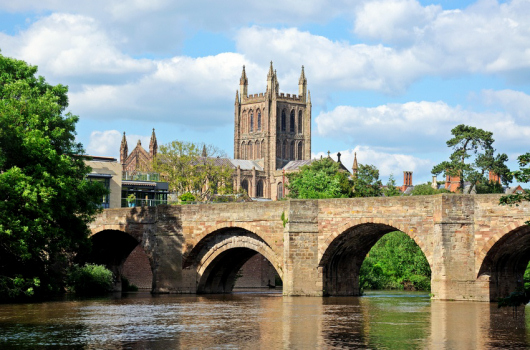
[
  {"x1": 383, "y1": 174, "x2": 402, "y2": 197},
  {"x1": 352, "y1": 164, "x2": 383, "y2": 197},
  {"x1": 432, "y1": 124, "x2": 511, "y2": 194},
  {"x1": 500, "y1": 152, "x2": 530, "y2": 214},
  {"x1": 286, "y1": 157, "x2": 352, "y2": 199},
  {"x1": 0, "y1": 53, "x2": 106, "y2": 299},
  {"x1": 153, "y1": 141, "x2": 233, "y2": 201}
]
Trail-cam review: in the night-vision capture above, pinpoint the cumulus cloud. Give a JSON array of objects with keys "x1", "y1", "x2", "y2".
[
  {"x1": 315, "y1": 99, "x2": 530, "y2": 153},
  {"x1": 86, "y1": 130, "x2": 151, "y2": 158},
  {"x1": 313, "y1": 146, "x2": 433, "y2": 182},
  {"x1": 481, "y1": 89, "x2": 530, "y2": 119}
]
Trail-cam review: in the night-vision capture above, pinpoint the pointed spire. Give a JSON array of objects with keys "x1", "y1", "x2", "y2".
[
  {"x1": 352, "y1": 152, "x2": 358, "y2": 178},
  {"x1": 267, "y1": 61, "x2": 274, "y2": 78},
  {"x1": 299, "y1": 65, "x2": 306, "y2": 85},
  {"x1": 149, "y1": 128, "x2": 157, "y2": 158},
  {"x1": 240, "y1": 65, "x2": 248, "y2": 85},
  {"x1": 120, "y1": 131, "x2": 128, "y2": 165}
]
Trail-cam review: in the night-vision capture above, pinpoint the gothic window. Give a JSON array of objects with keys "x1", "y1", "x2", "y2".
[
  {"x1": 290, "y1": 141, "x2": 295, "y2": 159},
  {"x1": 248, "y1": 143, "x2": 253, "y2": 159},
  {"x1": 241, "y1": 142, "x2": 246, "y2": 159},
  {"x1": 298, "y1": 141, "x2": 303, "y2": 160},
  {"x1": 281, "y1": 110, "x2": 286, "y2": 132},
  {"x1": 250, "y1": 111, "x2": 254, "y2": 132},
  {"x1": 282, "y1": 140, "x2": 287, "y2": 159},
  {"x1": 290, "y1": 110, "x2": 295, "y2": 133},
  {"x1": 298, "y1": 110, "x2": 303, "y2": 134},
  {"x1": 256, "y1": 180, "x2": 264, "y2": 197},
  {"x1": 256, "y1": 140, "x2": 261, "y2": 159},
  {"x1": 241, "y1": 179, "x2": 249, "y2": 194},
  {"x1": 261, "y1": 140, "x2": 265, "y2": 159},
  {"x1": 277, "y1": 182, "x2": 283, "y2": 200},
  {"x1": 257, "y1": 110, "x2": 261, "y2": 131}
]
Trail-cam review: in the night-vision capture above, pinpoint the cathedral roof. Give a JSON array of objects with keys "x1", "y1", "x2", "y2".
[
  {"x1": 282, "y1": 159, "x2": 316, "y2": 171},
  {"x1": 229, "y1": 159, "x2": 263, "y2": 171}
]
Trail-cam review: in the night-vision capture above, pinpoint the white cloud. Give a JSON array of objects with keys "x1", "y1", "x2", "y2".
[
  {"x1": 86, "y1": 130, "x2": 151, "y2": 158},
  {"x1": 481, "y1": 89, "x2": 530, "y2": 119},
  {"x1": 312, "y1": 146, "x2": 433, "y2": 183},
  {"x1": 315, "y1": 99, "x2": 530, "y2": 153}
]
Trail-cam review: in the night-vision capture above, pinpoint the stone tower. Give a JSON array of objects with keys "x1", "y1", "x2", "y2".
[
  {"x1": 234, "y1": 62, "x2": 312, "y2": 173},
  {"x1": 120, "y1": 132, "x2": 128, "y2": 165}
]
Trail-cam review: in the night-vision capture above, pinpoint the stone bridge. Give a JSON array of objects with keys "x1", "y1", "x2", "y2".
[{"x1": 88, "y1": 194, "x2": 530, "y2": 301}]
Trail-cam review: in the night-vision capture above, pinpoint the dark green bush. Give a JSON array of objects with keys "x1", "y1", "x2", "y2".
[
  {"x1": 121, "y1": 277, "x2": 139, "y2": 292},
  {"x1": 67, "y1": 264, "x2": 114, "y2": 295},
  {"x1": 179, "y1": 192, "x2": 196, "y2": 203}
]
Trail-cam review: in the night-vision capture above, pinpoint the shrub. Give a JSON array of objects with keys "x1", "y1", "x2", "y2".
[
  {"x1": 121, "y1": 277, "x2": 139, "y2": 292},
  {"x1": 179, "y1": 192, "x2": 196, "y2": 203},
  {"x1": 67, "y1": 264, "x2": 114, "y2": 295}
]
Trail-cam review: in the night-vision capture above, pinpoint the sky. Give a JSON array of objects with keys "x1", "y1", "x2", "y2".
[{"x1": 1, "y1": 0, "x2": 529, "y2": 185}]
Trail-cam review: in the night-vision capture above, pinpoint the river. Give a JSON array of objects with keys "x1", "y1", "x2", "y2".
[{"x1": 1, "y1": 290, "x2": 529, "y2": 349}]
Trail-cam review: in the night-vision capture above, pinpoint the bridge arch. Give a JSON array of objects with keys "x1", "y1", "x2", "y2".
[
  {"x1": 319, "y1": 221, "x2": 432, "y2": 296},
  {"x1": 476, "y1": 220, "x2": 530, "y2": 301},
  {"x1": 183, "y1": 227, "x2": 282, "y2": 293},
  {"x1": 85, "y1": 227, "x2": 154, "y2": 291}
]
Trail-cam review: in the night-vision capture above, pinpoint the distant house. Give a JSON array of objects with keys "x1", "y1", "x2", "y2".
[{"x1": 85, "y1": 156, "x2": 122, "y2": 208}]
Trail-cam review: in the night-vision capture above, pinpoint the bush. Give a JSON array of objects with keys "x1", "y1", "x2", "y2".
[
  {"x1": 121, "y1": 277, "x2": 139, "y2": 292},
  {"x1": 179, "y1": 192, "x2": 196, "y2": 203},
  {"x1": 67, "y1": 264, "x2": 114, "y2": 295}
]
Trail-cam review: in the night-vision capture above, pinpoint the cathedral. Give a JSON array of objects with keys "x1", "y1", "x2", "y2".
[{"x1": 119, "y1": 62, "x2": 316, "y2": 200}]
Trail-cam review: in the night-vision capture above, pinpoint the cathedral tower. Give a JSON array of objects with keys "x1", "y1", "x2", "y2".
[{"x1": 234, "y1": 63, "x2": 311, "y2": 174}]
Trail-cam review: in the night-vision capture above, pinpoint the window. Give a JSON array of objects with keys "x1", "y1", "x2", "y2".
[
  {"x1": 290, "y1": 141, "x2": 294, "y2": 159},
  {"x1": 241, "y1": 142, "x2": 246, "y2": 159},
  {"x1": 256, "y1": 140, "x2": 261, "y2": 158},
  {"x1": 281, "y1": 110, "x2": 286, "y2": 131},
  {"x1": 88, "y1": 175, "x2": 110, "y2": 209},
  {"x1": 250, "y1": 111, "x2": 254, "y2": 132},
  {"x1": 241, "y1": 179, "x2": 249, "y2": 194},
  {"x1": 298, "y1": 110, "x2": 303, "y2": 134},
  {"x1": 277, "y1": 182, "x2": 283, "y2": 200},
  {"x1": 257, "y1": 180, "x2": 263, "y2": 197},
  {"x1": 282, "y1": 140, "x2": 287, "y2": 159},
  {"x1": 276, "y1": 140, "x2": 280, "y2": 157},
  {"x1": 248, "y1": 143, "x2": 253, "y2": 159},
  {"x1": 290, "y1": 110, "x2": 295, "y2": 133},
  {"x1": 298, "y1": 141, "x2": 303, "y2": 160},
  {"x1": 257, "y1": 110, "x2": 261, "y2": 131}
]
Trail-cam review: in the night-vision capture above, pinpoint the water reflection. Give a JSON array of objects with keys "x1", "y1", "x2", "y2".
[{"x1": 1, "y1": 291, "x2": 530, "y2": 349}]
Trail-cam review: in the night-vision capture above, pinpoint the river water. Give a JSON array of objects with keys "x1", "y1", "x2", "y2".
[{"x1": 1, "y1": 290, "x2": 529, "y2": 349}]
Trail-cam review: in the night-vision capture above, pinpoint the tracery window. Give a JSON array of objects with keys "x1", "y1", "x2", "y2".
[
  {"x1": 290, "y1": 141, "x2": 295, "y2": 159},
  {"x1": 298, "y1": 141, "x2": 303, "y2": 160},
  {"x1": 250, "y1": 111, "x2": 254, "y2": 132},
  {"x1": 290, "y1": 110, "x2": 295, "y2": 133},
  {"x1": 298, "y1": 110, "x2": 303, "y2": 134},
  {"x1": 257, "y1": 110, "x2": 261, "y2": 131},
  {"x1": 281, "y1": 110, "x2": 286, "y2": 132}
]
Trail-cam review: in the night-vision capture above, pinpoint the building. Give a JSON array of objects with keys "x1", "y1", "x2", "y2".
[
  {"x1": 120, "y1": 128, "x2": 158, "y2": 174},
  {"x1": 233, "y1": 62, "x2": 312, "y2": 199},
  {"x1": 85, "y1": 156, "x2": 122, "y2": 208}
]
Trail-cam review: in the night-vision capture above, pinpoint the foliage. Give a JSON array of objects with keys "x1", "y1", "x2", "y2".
[
  {"x1": 352, "y1": 164, "x2": 383, "y2": 197},
  {"x1": 154, "y1": 141, "x2": 233, "y2": 201},
  {"x1": 281, "y1": 211, "x2": 289, "y2": 228},
  {"x1": 360, "y1": 231, "x2": 431, "y2": 291},
  {"x1": 411, "y1": 183, "x2": 451, "y2": 196},
  {"x1": 126, "y1": 193, "x2": 136, "y2": 203},
  {"x1": 0, "y1": 53, "x2": 107, "y2": 300},
  {"x1": 383, "y1": 174, "x2": 401, "y2": 197},
  {"x1": 432, "y1": 124, "x2": 511, "y2": 194},
  {"x1": 121, "y1": 277, "x2": 138, "y2": 292},
  {"x1": 66, "y1": 264, "x2": 113, "y2": 295},
  {"x1": 179, "y1": 192, "x2": 196, "y2": 203},
  {"x1": 287, "y1": 157, "x2": 352, "y2": 199},
  {"x1": 500, "y1": 153, "x2": 530, "y2": 213}
]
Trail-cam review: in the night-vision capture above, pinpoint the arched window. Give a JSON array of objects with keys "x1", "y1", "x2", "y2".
[
  {"x1": 241, "y1": 179, "x2": 249, "y2": 194},
  {"x1": 290, "y1": 141, "x2": 295, "y2": 159},
  {"x1": 277, "y1": 182, "x2": 283, "y2": 200},
  {"x1": 290, "y1": 110, "x2": 295, "y2": 133},
  {"x1": 281, "y1": 110, "x2": 286, "y2": 132},
  {"x1": 298, "y1": 141, "x2": 303, "y2": 160},
  {"x1": 256, "y1": 140, "x2": 261, "y2": 159},
  {"x1": 248, "y1": 143, "x2": 253, "y2": 159},
  {"x1": 257, "y1": 110, "x2": 261, "y2": 131},
  {"x1": 256, "y1": 180, "x2": 264, "y2": 197},
  {"x1": 242, "y1": 112, "x2": 247, "y2": 133},
  {"x1": 298, "y1": 110, "x2": 303, "y2": 134},
  {"x1": 282, "y1": 140, "x2": 287, "y2": 159},
  {"x1": 241, "y1": 142, "x2": 246, "y2": 159},
  {"x1": 261, "y1": 140, "x2": 265, "y2": 159},
  {"x1": 249, "y1": 111, "x2": 254, "y2": 132}
]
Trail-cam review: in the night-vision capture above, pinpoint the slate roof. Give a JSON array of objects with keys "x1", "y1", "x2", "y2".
[
  {"x1": 229, "y1": 159, "x2": 264, "y2": 171},
  {"x1": 282, "y1": 159, "x2": 316, "y2": 171}
]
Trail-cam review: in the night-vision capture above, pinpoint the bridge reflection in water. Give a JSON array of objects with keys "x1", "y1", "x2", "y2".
[{"x1": 1, "y1": 292, "x2": 530, "y2": 348}]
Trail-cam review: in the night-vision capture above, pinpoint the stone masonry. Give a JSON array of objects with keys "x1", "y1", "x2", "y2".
[{"x1": 88, "y1": 194, "x2": 530, "y2": 301}]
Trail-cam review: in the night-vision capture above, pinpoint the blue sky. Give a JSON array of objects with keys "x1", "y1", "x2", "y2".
[{"x1": 1, "y1": 0, "x2": 529, "y2": 185}]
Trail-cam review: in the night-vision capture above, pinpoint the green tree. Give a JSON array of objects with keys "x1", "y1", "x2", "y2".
[
  {"x1": 432, "y1": 124, "x2": 511, "y2": 194},
  {"x1": 500, "y1": 152, "x2": 530, "y2": 220},
  {"x1": 154, "y1": 141, "x2": 233, "y2": 201},
  {"x1": 411, "y1": 183, "x2": 451, "y2": 196},
  {"x1": 352, "y1": 164, "x2": 383, "y2": 197},
  {"x1": 383, "y1": 174, "x2": 402, "y2": 197},
  {"x1": 287, "y1": 157, "x2": 352, "y2": 199},
  {"x1": 360, "y1": 231, "x2": 431, "y2": 291},
  {"x1": 0, "y1": 53, "x2": 107, "y2": 299}
]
